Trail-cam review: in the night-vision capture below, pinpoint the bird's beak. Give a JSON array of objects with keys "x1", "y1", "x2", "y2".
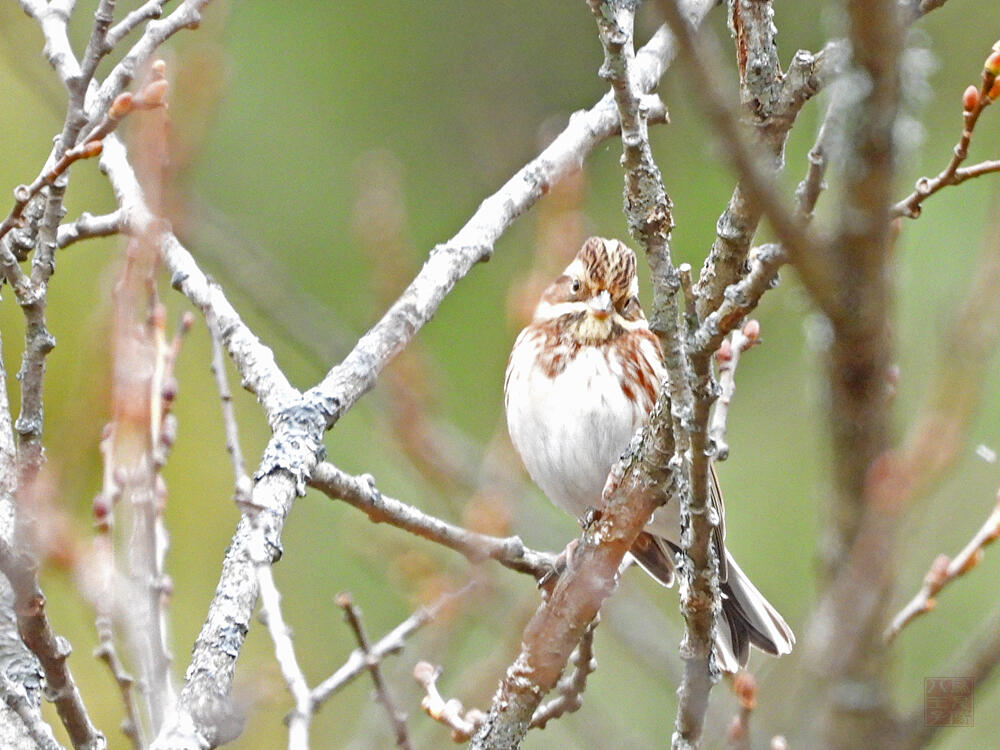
[{"x1": 589, "y1": 290, "x2": 613, "y2": 320}]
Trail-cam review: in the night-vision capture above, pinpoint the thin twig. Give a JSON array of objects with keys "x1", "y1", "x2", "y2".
[
  {"x1": 106, "y1": 1, "x2": 165, "y2": 49},
  {"x1": 312, "y1": 585, "x2": 472, "y2": 708},
  {"x1": 414, "y1": 662, "x2": 485, "y2": 743},
  {"x1": 336, "y1": 593, "x2": 413, "y2": 750},
  {"x1": 93, "y1": 622, "x2": 144, "y2": 750},
  {"x1": 724, "y1": 671, "x2": 757, "y2": 750},
  {"x1": 708, "y1": 321, "x2": 762, "y2": 462},
  {"x1": 691, "y1": 247, "x2": 783, "y2": 357},
  {"x1": 308, "y1": 462, "x2": 556, "y2": 579},
  {"x1": 256, "y1": 563, "x2": 312, "y2": 750},
  {"x1": 655, "y1": 0, "x2": 834, "y2": 317},
  {"x1": 892, "y1": 58, "x2": 998, "y2": 218},
  {"x1": 884, "y1": 492, "x2": 1000, "y2": 643},
  {"x1": 694, "y1": 0, "x2": 816, "y2": 320},
  {"x1": 209, "y1": 331, "x2": 252, "y2": 504}
]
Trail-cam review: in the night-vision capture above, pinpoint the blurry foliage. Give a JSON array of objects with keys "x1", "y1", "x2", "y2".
[{"x1": 0, "y1": 1, "x2": 999, "y2": 748}]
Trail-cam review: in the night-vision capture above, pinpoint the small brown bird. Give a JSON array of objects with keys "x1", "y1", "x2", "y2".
[{"x1": 504, "y1": 236, "x2": 794, "y2": 671}]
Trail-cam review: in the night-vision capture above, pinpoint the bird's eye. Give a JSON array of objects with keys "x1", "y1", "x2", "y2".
[
  {"x1": 570, "y1": 279, "x2": 582, "y2": 295},
  {"x1": 621, "y1": 296, "x2": 641, "y2": 319}
]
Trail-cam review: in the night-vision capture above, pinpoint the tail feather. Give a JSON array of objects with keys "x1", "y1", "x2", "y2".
[
  {"x1": 717, "y1": 553, "x2": 795, "y2": 669},
  {"x1": 629, "y1": 538, "x2": 794, "y2": 672}
]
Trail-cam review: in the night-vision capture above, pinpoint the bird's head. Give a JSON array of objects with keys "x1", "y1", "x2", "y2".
[{"x1": 534, "y1": 237, "x2": 645, "y2": 344}]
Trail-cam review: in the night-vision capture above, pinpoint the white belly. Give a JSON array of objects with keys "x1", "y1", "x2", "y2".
[{"x1": 505, "y1": 337, "x2": 650, "y2": 520}]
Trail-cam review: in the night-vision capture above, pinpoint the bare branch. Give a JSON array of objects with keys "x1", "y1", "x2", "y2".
[
  {"x1": 100, "y1": 133, "x2": 298, "y2": 418},
  {"x1": 308, "y1": 13, "x2": 687, "y2": 433},
  {"x1": 0, "y1": 139, "x2": 103, "y2": 248},
  {"x1": 308, "y1": 463, "x2": 555, "y2": 579},
  {"x1": 57, "y1": 210, "x2": 122, "y2": 249},
  {"x1": 16, "y1": 0, "x2": 82, "y2": 86},
  {"x1": 93, "y1": 622, "x2": 143, "y2": 750},
  {"x1": 313, "y1": 585, "x2": 472, "y2": 708},
  {"x1": 106, "y1": 2, "x2": 165, "y2": 49},
  {"x1": 589, "y1": 4, "x2": 724, "y2": 748},
  {"x1": 529, "y1": 616, "x2": 598, "y2": 729},
  {"x1": 89, "y1": 0, "x2": 214, "y2": 129},
  {"x1": 414, "y1": 662, "x2": 485, "y2": 743},
  {"x1": 336, "y1": 593, "x2": 413, "y2": 750},
  {"x1": 256, "y1": 564, "x2": 311, "y2": 750},
  {"x1": 78, "y1": 0, "x2": 117, "y2": 92},
  {"x1": 208, "y1": 333, "x2": 251, "y2": 503},
  {"x1": 724, "y1": 671, "x2": 757, "y2": 750},
  {"x1": 708, "y1": 320, "x2": 762, "y2": 462},
  {"x1": 655, "y1": 0, "x2": 835, "y2": 317},
  {"x1": 893, "y1": 57, "x2": 999, "y2": 218},
  {"x1": 692, "y1": 247, "x2": 783, "y2": 357},
  {"x1": 0, "y1": 537, "x2": 106, "y2": 750},
  {"x1": 885, "y1": 492, "x2": 1000, "y2": 643},
  {"x1": 693, "y1": 0, "x2": 827, "y2": 320}
]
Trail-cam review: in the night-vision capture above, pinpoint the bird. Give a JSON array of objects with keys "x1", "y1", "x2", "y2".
[{"x1": 503, "y1": 235, "x2": 794, "y2": 671}]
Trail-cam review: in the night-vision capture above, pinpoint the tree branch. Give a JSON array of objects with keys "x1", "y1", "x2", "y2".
[
  {"x1": 0, "y1": 537, "x2": 105, "y2": 750},
  {"x1": 336, "y1": 593, "x2": 413, "y2": 750},
  {"x1": 313, "y1": 585, "x2": 472, "y2": 708},
  {"x1": 892, "y1": 56, "x2": 999, "y2": 218},
  {"x1": 308, "y1": 462, "x2": 555, "y2": 579},
  {"x1": 884, "y1": 491, "x2": 1000, "y2": 643},
  {"x1": 655, "y1": 0, "x2": 836, "y2": 317}
]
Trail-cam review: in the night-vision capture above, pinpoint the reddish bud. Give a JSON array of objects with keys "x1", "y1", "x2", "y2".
[
  {"x1": 716, "y1": 338, "x2": 733, "y2": 364},
  {"x1": 989, "y1": 78, "x2": 1000, "y2": 102},
  {"x1": 81, "y1": 140, "x2": 103, "y2": 158},
  {"x1": 152, "y1": 59, "x2": 167, "y2": 76},
  {"x1": 963, "y1": 85, "x2": 980, "y2": 112},
  {"x1": 986, "y1": 51, "x2": 1000, "y2": 77},
  {"x1": 732, "y1": 670, "x2": 757, "y2": 710},
  {"x1": 741, "y1": 318, "x2": 761, "y2": 344},
  {"x1": 109, "y1": 92, "x2": 134, "y2": 119},
  {"x1": 140, "y1": 79, "x2": 169, "y2": 107}
]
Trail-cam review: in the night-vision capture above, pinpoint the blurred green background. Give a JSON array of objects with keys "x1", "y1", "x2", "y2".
[{"x1": 1, "y1": 1, "x2": 1000, "y2": 748}]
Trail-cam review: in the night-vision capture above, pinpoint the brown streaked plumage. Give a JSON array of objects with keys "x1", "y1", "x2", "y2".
[{"x1": 504, "y1": 236, "x2": 795, "y2": 671}]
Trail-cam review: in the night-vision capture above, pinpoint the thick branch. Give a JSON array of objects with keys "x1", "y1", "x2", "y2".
[{"x1": 470, "y1": 395, "x2": 677, "y2": 749}]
